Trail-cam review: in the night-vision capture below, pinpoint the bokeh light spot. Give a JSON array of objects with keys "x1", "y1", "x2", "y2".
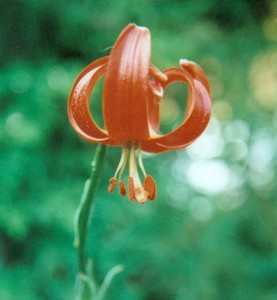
[
  {"x1": 216, "y1": 191, "x2": 245, "y2": 211},
  {"x1": 224, "y1": 119, "x2": 250, "y2": 142},
  {"x1": 209, "y1": 75, "x2": 225, "y2": 98},
  {"x1": 187, "y1": 117, "x2": 224, "y2": 159},
  {"x1": 213, "y1": 101, "x2": 233, "y2": 121},
  {"x1": 201, "y1": 56, "x2": 222, "y2": 77},
  {"x1": 186, "y1": 160, "x2": 230, "y2": 194},
  {"x1": 166, "y1": 186, "x2": 189, "y2": 210},
  {"x1": 249, "y1": 51, "x2": 277, "y2": 110},
  {"x1": 263, "y1": 16, "x2": 277, "y2": 41},
  {"x1": 47, "y1": 66, "x2": 70, "y2": 92},
  {"x1": 189, "y1": 197, "x2": 214, "y2": 222},
  {"x1": 249, "y1": 136, "x2": 274, "y2": 172},
  {"x1": 5, "y1": 112, "x2": 40, "y2": 142},
  {"x1": 160, "y1": 97, "x2": 180, "y2": 125},
  {"x1": 9, "y1": 69, "x2": 33, "y2": 94}
]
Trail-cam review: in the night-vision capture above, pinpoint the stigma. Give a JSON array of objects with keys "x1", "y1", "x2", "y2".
[{"x1": 108, "y1": 142, "x2": 156, "y2": 204}]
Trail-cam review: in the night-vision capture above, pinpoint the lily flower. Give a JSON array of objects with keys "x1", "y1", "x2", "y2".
[{"x1": 68, "y1": 24, "x2": 211, "y2": 204}]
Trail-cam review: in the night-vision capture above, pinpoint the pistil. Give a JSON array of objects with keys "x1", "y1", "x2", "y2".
[{"x1": 128, "y1": 142, "x2": 149, "y2": 203}]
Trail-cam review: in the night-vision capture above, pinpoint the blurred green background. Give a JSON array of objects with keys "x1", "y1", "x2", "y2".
[{"x1": 1, "y1": 0, "x2": 277, "y2": 299}]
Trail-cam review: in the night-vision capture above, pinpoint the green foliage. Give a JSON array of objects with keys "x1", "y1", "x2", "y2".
[{"x1": 1, "y1": 0, "x2": 277, "y2": 299}]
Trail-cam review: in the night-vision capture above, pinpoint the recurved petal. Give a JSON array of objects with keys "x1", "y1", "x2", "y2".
[
  {"x1": 180, "y1": 59, "x2": 211, "y2": 96},
  {"x1": 68, "y1": 57, "x2": 114, "y2": 145},
  {"x1": 147, "y1": 65, "x2": 167, "y2": 135},
  {"x1": 149, "y1": 79, "x2": 163, "y2": 98},
  {"x1": 103, "y1": 24, "x2": 151, "y2": 142},
  {"x1": 142, "y1": 67, "x2": 211, "y2": 153},
  {"x1": 147, "y1": 81, "x2": 161, "y2": 134}
]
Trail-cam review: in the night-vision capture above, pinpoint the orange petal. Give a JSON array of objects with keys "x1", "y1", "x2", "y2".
[
  {"x1": 179, "y1": 59, "x2": 211, "y2": 96},
  {"x1": 147, "y1": 65, "x2": 167, "y2": 134},
  {"x1": 149, "y1": 79, "x2": 163, "y2": 98},
  {"x1": 68, "y1": 57, "x2": 114, "y2": 144},
  {"x1": 147, "y1": 83, "x2": 160, "y2": 134},
  {"x1": 142, "y1": 66, "x2": 211, "y2": 153},
  {"x1": 149, "y1": 64, "x2": 168, "y2": 83},
  {"x1": 103, "y1": 24, "x2": 151, "y2": 142}
]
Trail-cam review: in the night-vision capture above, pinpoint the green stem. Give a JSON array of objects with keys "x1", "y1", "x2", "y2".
[
  {"x1": 74, "y1": 144, "x2": 107, "y2": 276},
  {"x1": 74, "y1": 144, "x2": 122, "y2": 300}
]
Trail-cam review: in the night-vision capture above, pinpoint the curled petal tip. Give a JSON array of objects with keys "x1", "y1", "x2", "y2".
[
  {"x1": 179, "y1": 58, "x2": 189, "y2": 64},
  {"x1": 179, "y1": 58, "x2": 196, "y2": 67},
  {"x1": 149, "y1": 80, "x2": 164, "y2": 98},
  {"x1": 103, "y1": 22, "x2": 151, "y2": 141},
  {"x1": 136, "y1": 25, "x2": 150, "y2": 32},
  {"x1": 127, "y1": 23, "x2": 149, "y2": 31},
  {"x1": 179, "y1": 58, "x2": 211, "y2": 96}
]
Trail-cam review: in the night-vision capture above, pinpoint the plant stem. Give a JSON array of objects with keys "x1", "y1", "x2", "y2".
[{"x1": 74, "y1": 144, "x2": 107, "y2": 276}]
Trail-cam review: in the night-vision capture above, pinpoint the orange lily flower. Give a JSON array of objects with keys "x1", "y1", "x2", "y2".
[{"x1": 68, "y1": 24, "x2": 211, "y2": 204}]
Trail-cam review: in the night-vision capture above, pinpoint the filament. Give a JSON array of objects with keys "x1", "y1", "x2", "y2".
[
  {"x1": 114, "y1": 145, "x2": 128, "y2": 179},
  {"x1": 138, "y1": 142, "x2": 147, "y2": 178}
]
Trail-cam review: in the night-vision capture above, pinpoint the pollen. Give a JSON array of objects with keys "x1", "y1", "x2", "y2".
[
  {"x1": 128, "y1": 177, "x2": 149, "y2": 204},
  {"x1": 119, "y1": 181, "x2": 127, "y2": 196},
  {"x1": 108, "y1": 177, "x2": 117, "y2": 193},
  {"x1": 144, "y1": 175, "x2": 156, "y2": 200}
]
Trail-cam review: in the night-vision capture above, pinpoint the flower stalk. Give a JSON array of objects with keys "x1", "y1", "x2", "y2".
[
  {"x1": 74, "y1": 144, "x2": 123, "y2": 300},
  {"x1": 74, "y1": 144, "x2": 107, "y2": 276}
]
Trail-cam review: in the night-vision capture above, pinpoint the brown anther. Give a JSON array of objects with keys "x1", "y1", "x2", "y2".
[
  {"x1": 128, "y1": 177, "x2": 135, "y2": 201},
  {"x1": 144, "y1": 175, "x2": 156, "y2": 200},
  {"x1": 108, "y1": 177, "x2": 118, "y2": 193},
  {"x1": 119, "y1": 181, "x2": 127, "y2": 196}
]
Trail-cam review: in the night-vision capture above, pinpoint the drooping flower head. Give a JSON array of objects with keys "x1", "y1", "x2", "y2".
[{"x1": 68, "y1": 24, "x2": 211, "y2": 204}]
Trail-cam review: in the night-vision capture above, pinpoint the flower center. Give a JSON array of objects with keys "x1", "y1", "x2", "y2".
[{"x1": 108, "y1": 142, "x2": 156, "y2": 204}]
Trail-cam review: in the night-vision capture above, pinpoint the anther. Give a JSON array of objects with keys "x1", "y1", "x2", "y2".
[
  {"x1": 108, "y1": 177, "x2": 118, "y2": 193},
  {"x1": 128, "y1": 177, "x2": 135, "y2": 201},
  {"x1": 119, "y1": 181, "x2": 127, "y2": 196},
  {"x1": 144, "y1": 175, "x2": 156, "y2": 200}
]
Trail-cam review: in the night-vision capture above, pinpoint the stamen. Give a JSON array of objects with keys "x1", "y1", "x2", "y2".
[
  {"x1": 128, "y1": 142, "x2": 149, "y2": 204},
  {"x1": 128, "y1": 177, "x2": 135, "y2": 201},
  {"x1": 119, "y1": 181, "x2": 127, "y2": 196},
  {"x1": 114, "y1": 145, "x2": 128, "y2": 178},
  {"x1": 108, "y1": 177, "x2": 118, "y2": 193},
  {"x1": 108, "y1": 145, "x2": 128, "y2": 195},
  {"x1": 138, "y1": 143, "x2": 147, "y2": 178},
  {"x1": 128, "y1": 176, "x2": 149, "y2": 204},
  {"x1": 118, "y1": 146, "x2": 128, "y2": 181},
  {"x1": 138, "y1": 142, "x2": 156, "y2": 201},
  {"x1": 109, "y1": 142, "x2": 156, "y2": 203},
  {"x1": 144, "y1": 175, "x2": 156, "y2": 200}
]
